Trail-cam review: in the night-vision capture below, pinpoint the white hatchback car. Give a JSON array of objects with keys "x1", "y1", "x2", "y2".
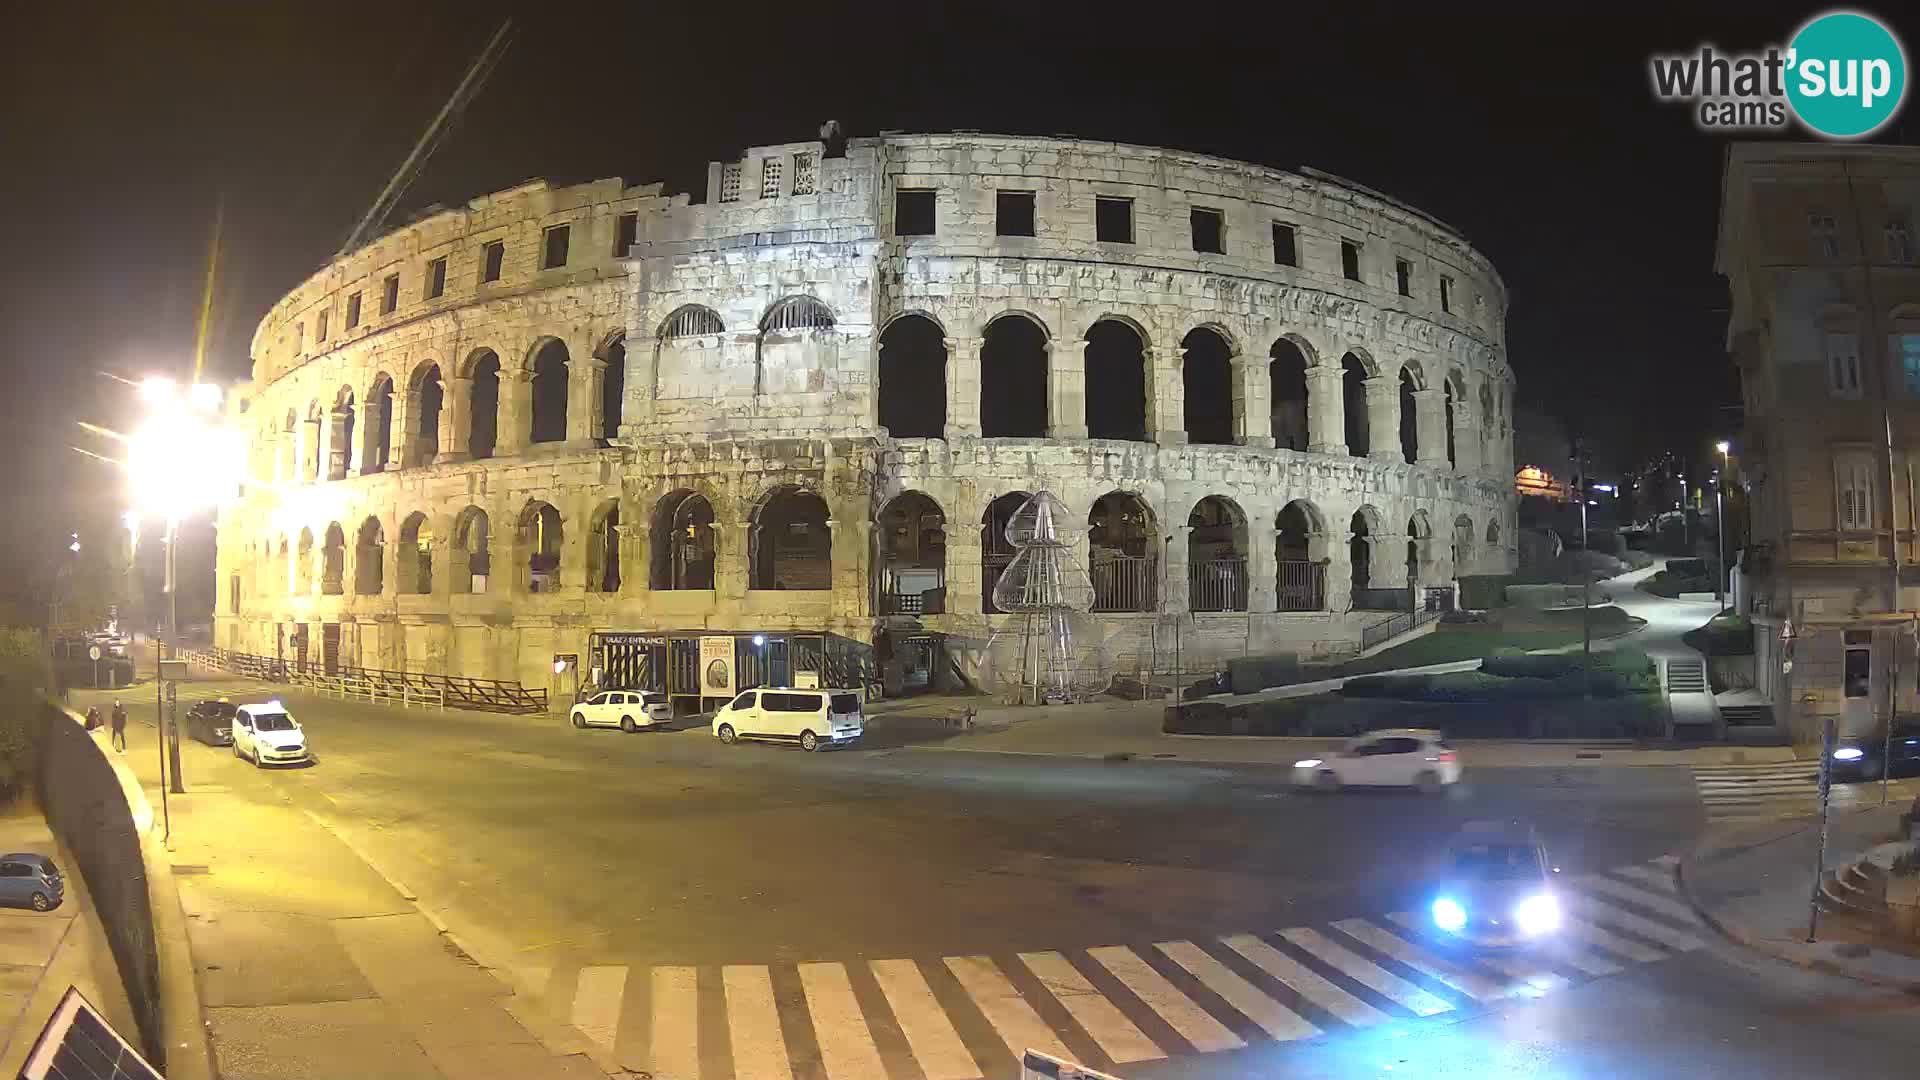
[
  {"x1": 1293, "y1": 728, "x2": 1460, "y2": 793},
  {"x1": 231, "y1": 702, "x2": 310, "y2": 767},
  {"x1": 571, "y1": 690, "x2": 673, "y2": 732}
]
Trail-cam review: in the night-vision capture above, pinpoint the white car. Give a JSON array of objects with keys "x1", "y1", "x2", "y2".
[
  {"x1": 712, "y1": 688, "x2": 863, "y2": 751},
  {"x1": 1293, "y1": 728, "x2": 1460, "y2": 793},
  {"x1": 571, "y1": 690, "x2": 673, "y2": 732},
  {"x1": 231, "y1": 702, "x2": 310, "y2": 767}
]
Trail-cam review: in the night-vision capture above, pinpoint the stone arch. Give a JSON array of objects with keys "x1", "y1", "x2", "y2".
[
  {"x1": 760, "y1": 295, "x2": 835, "y2": 334},
  {"x1": 1452, "y1": 513, "x2": 1475, "y2": 573},
  {"x1": 751, "y1": 486, "x2": 832, "y2": 591},
  {"x1": 321, "y1": 522, "x2": 346, "y2": 594},
  {"x1": 1182, "y1": 327, "x2": 1235, "y2": 446},
  {"x1": 980, "y1": 312, "x2": 1048, "y2": 437},
  {"x1": 1341, "y1": 352, "x2": 1370, "y2": 456},
  {"x1": 408, "y1": 360, "x2": 443, "y2": 467},
  {"x1": 329, "y1": 386, "x2": 356, "y2": 480},
  {"x1": 1348, "y1": 507, "x2": 1379, "y2": 594},
  {"x1": 398, "y1": 511, "x2": 433, "y2": 595},
  {"x1": 364, "y1": 372, "x2": 395, "y2": 473},
  {"x1": 465, "y1": 349, "x2": 501, "y2": 459},
  {"x1": 1399, "y1": 364, "x2": 1420, "y2": 463},
  {"x1": 451, "y1": 506, "x2": 490, "y2": 593},
  {"x1": 877, "y1": 491, "x2": 947, "y2": 614},
  {"x1": 756, "y1": 296, "x2": 837, "y2": 399},
  {"x1": 354, "y1": 516, "x2": 385, "y2": 595},
  {"x1": 1269, "y1": 336, "x2": 1312, "y2": 451},
  {"x1": 1086, "y1": 318, "x2": 1148, "y2": 442},
  {"x1": 598, "y1": 333, "x2": 626, "y2": 441},
  {"x1": 518, "y1": 500, "x2": 563, "y2": 593},
  {"x1": 1187, "y1": 495, "x2": 1248, "y2": 612},
  {"x1": 650, "y1": 490, "x2": 717, "y2": 590},
  {"x1": 295, "y1": 527, "x2": 314, "y2": 593},
  {"x1": 1407, "y1": 510, "x2": 1433, "y2": 588},
  {"x1": 1275, "y1": 499, "x2": 1329, "y2": 611},
  {"x1": 528, "y1": 337, "x2": 569, "y2": 444},
  {"x1": 981, "y1": 491, "x2": 1032, "y2": 614},
  {"x1": 1487, "y1": 519, "x2": 1501, "y2": 545},
  {"x1": 586, "y1": 498, "x2": 622, "y2": 593},
  {"x1": 877, "y1": 313, "x2": 947, "y2": 439},
  {"x1": 1089, "y1": 490, "x2": 1157, "y2": 612},
  {"x1": 658, "y1": 304, "x2": 726, "y2": 339}
]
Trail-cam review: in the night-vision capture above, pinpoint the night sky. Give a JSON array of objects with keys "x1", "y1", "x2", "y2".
[{"x1": 4, "y1": 3, "x2": 1914, "y2": 614}]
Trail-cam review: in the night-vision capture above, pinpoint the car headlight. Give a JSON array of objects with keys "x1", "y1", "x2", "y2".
[
  {"x1": 1833, "y1": 747, "x2": 1865, "y2": 762},
  {"x1": 1432, "y1": 896, "x2": 1467, "y2": 933},
  {"x1": 1515, "y1": 892, "x2": 1561, "y2": 935},
  {"x1": 1294, "y1": 758, "x2": 1323, "y2": 768}
]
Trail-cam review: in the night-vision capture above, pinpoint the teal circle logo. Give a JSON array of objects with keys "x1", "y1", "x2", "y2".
[{"x1": 1786, "y1": 11, "x2": 1908, "y2": 138}]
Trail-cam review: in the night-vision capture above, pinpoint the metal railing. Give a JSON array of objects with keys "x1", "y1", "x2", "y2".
[
  {"x1": 1275, "y1": 560, "x2": 1326, "y2": 612},
  {"x1": 187, "y1": 647, "x2": 545, "y2": 713},
  {"x1": 1188, "y1": 557, "x2": 1248, "y2": 612},
  {"x1": 1091, "y1": 555, "x2": 1156, "y2": 613},
  {"x1": 1359, "y1": 605, "x2": 1444, "y2": 651}
]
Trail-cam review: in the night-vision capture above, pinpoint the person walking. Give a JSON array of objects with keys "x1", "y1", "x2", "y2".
[{"x1": 109, "y1": 700, "x2": 127, "y2": 753}]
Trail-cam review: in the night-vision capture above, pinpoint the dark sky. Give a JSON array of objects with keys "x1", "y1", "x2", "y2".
[{"x1": 5, "y1": 3, "x2": 1914, "y2": 608}]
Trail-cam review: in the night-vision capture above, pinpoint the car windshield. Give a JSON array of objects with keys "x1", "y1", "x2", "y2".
[
  {"x1": 251, "y1": 712, "x2": 296, "y2": 732},
  {"x1": 1450, "y1": 842, "x2": 1537, "y2": 878}
]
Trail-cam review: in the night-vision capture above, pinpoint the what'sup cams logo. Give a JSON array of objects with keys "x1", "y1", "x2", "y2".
[{"x1": 1650, "y1": 10, "x2": 1908, "y2": 139}]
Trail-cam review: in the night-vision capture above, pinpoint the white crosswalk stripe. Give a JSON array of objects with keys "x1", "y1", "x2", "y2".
[
  {"x1": 1691, "y1": 762, "x2": 1920, "y2": 823},
  {"x1": 529, "y1": 855, "x2": 1705, "y2": 1079}
]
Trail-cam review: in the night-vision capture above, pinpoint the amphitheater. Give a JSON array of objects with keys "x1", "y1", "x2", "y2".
[{"x1": 214, "y1": 130, "x2": 1518, "y2": 710}]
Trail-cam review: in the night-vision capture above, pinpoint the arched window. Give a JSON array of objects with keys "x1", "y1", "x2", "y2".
[
  {"x1": 1270, "y1": 339, "x2": 1310, "y2": 451},
  {"x1": 756, "y1": 297, "x2": 837, "y2": 398},
  {"x1": 321, "y1": 523, "x2": 346, "y2": 595},
  {"x1": 364, "y1": 375, "x2": 395, "y2": 473},
  {"x1": 452, "y1": 507, "x2": 490, "y2": 594},
  {"x1": 877, "y1": 315, "x2": 947, "y2": 438},
  {"x1": 660, "y1": 305, "x2": 725, "y2": 339},
  {"x1": 600, "y1": 335, "x2": 625, "y2": 441},
  {"x1": 1349, "y1": 510, "x2": 1373, "y2": 594},
  {"x1": 1399, "y1": 365, "x2": 1420, "y2": 463},
  {"x1": 296, "y1": 528, "x2": 314, "y2": 593},
  {"x1": 877, "y1": 491, "x2": 946, "y2": 614},
  {"x1": 1487, "y1": 519, "x2": 1501, "y2": 546},
  {"x1": 329, "y1": 389, "x2": 356, "y2": 480},
  {"x1": 650, "y1": 491, "x2": 715, "y2": 590},
  {"x1": 410, "y1": 364, "x2": 443, "y2": 466},
  {"x1": 468, "y1": 351, "x2": 500, "y2": 459},
  {"x1": 354, "y1": 517, "x2": 384, "y2": 595},
  {"x1": 1479, "y1": 381, "x2": 1496, "y2": 463},
  {"x1": 1452, "y1": 513, "x2": 1475, "y2": 575},
  {"x1": 761, "y1": 296, "x2": 835, "y2": 333},
  {"x1": 751, "y1": 488, "x2": 832, "y2": 590},
  {"x1": 1086, "y1": 319, "x2": 1147, "y2": 442},
  {"x1": 520, "y1": 502, "x2": 563, "y2": 593},
  {"x1": 1187, "y1": 496, "x2": 1247, "y2": 611},
  {"x1": 1407, "y1": 512, "x2": 1432, "y2": 588},
  {"x1": 587, "y1": 500, "x2": 622, "y2": 593},
  {"x1": 399, "y1": 512, "x2": 433, "y2": 595},
  {"x1": 306, "y1": 400, "x2": 324, "y2": 481},
  {"x1": 981, "y1": 491, "x2": 1032, "y2": 613},
  {"x1": 1089, "y1": 492, "x2": 1156, "y2": 612},
  {"x1": 1276, "y1": 500, "x2": 1327, "y2": 611},
  {"x1": 530, "y1": 339, "x2": 569, "y2": 444},
  {"x1": 1182, "y1": 328, "x2": 1235, "y2": 446},
  {"x1": 980, "y1": 315, "x2": 1048, "y2": 437},
  {"x1": 1342, "y1": 353, "x2": 1370, "y2": 457}
]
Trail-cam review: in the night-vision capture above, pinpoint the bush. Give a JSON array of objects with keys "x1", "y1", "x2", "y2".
[{"x1": 0, "y1": 627, "x2": 50, "y2": 803}]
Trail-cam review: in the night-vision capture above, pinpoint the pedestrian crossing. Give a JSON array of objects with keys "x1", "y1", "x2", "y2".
[
  {"x1": 1692, "y1": 762, "x2": 1920, "y2": 823},
  {"x1": 524, "y1": 855, "x2": 1702, "y2": 1080}
]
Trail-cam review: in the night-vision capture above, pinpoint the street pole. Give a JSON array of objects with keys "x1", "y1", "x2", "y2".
[
  {"x1": 1575, "y1": 448, "x2": 1591, "y2": 699},
  {"x1": 1809, "y1": 711, "x2": 1836, "y2": 942},
  {"x1": 1714, "y1": 479, "x2": 1726, "y2": 615},
  {"x1": 165, "y1": 522, "x2": 183, "y2": 795}
]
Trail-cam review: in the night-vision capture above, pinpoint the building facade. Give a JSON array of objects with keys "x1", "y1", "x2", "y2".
[
  {"x1": 215, "y1": 132, "x2": 1517, "y2": 707},
  {"x1": 1718, "y1": 142, "x2": 1920, "y2": 744}
]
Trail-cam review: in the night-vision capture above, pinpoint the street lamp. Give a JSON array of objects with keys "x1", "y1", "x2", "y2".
[{"x1": 1714, "y1": 441, "x2": 1731, "y2": 614}]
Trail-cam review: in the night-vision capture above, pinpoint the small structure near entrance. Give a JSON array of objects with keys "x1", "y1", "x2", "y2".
[{"x1": 981, "y1": 491, "x2": 1112, "y2": 705}]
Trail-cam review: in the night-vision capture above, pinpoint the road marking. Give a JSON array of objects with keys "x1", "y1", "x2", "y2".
[
  {"x1": 798, "y1": 962, "x2": 887, "y2": 1080},
  {"x1": 1567, "y1": 894, "x2": 1704, "y2": 952},
  {"x1": 651, "y1": 966, "x2": 702, "y2": 1080},
  {"x1": 1279, "y1": 928, "x2": 1452, "y2": 1017},
  {"x1": 945, "y1": 956, "x2": 1072, "y2": 1063},
  {"x1": 1578, "y1": 874, "x2": 1700, "y2": 923},
  {"x1": 1019, "y1": 951, "x2": 1163, "y2": 1063},
  {"x1": 870, "y1": 959, "x2": 981, "y2": 1080},
  {"x1": 1155, "y1": 940, "x2": 1318, "y2": 1042},
  {"x1": 1565, "y1": 916, "x2": 1668, "y2": 964},
  {"x1": 1085, "y1": 946, "x2": 1244, "y2": 1053},
  {"x1": 571, "y1": 965, "x2": 627, "y2": 1052},
  {"x1": 1383, "y1": 915, "x2": 1570, "y2": 994},
  {"x1": 1221, "y1": 934, "x2": 1388, "y2": 1028},
  {"x1": 723, "y1": 964, "x2": 793, "y2": 1080},
  {"x1": 1330, "y1": 919, "x2": 1503, "y2": 1003},
  {"x1": 1611, "y1": 864, "x2": 1677, "y2": 893}
]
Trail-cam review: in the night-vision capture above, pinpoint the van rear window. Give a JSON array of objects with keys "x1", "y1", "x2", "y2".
[{"x1": 830, "y1": 693, "x2": 860, "y2": 714}]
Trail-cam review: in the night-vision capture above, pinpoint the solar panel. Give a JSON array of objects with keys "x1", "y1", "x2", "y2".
[{"x1": 15, "y1": 986, "x2": 161, "y2": 1080}]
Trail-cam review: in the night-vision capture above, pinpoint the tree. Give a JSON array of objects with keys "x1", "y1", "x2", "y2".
[{"x1": 0, "y1": 627, "x2": 48, "y2": 802}]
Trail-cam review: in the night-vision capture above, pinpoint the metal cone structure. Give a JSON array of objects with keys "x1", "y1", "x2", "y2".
[{"x1": 982, "y1": 491, "x2": 1113, "y2": 704}]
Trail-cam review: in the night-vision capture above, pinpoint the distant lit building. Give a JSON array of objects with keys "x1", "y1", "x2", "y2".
[{"x1": 1514, "y1": 465, "x2": 1568, "y2": 502}]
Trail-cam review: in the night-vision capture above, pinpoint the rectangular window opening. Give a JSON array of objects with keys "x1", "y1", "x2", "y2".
[
  {"x1": 1341, "y1": 239, "x2": 1362, "y2": 282},
  {"x1": 1826, "y1": 330, "x2": 1861, "y2": 398},
  {"x1": 1190, "y1": 207, "x2": 1224, "y2": 254},
  {"x1": 380, "y1": 274, "x2": 399, "y2": 315},
  {"x1": 426, "y1": 256, "x2": 447, "y2": 299},
  {"x1": 791, "y1": 152, "x2": 817, "y2": 196},
  {"x1": 615, "y1": 212, "x2": 638, "y2": 256},
  {"x1": 344, "y1": 292, "x2": 362, "y2": 330},
  {"x1": 760, "y1": 158, "x2": 783, "y2": 199},
  {"x1": 542, "y1": 224, "x2": 570, "y2": 270},
  {"x1": 1395, "y1": 258, "x2": 1413, "y2": 297},
  {"x1": 481, "y1": 240, "x2": 505, "y2": 283},
  {"x1": 1272, "y1": 222, "x2": 1297, "y2": 266},
  {"x1": 1096, "y1": 196, "x2": 1133, "y2": 244},
  {"x1": 1440, "y1": 275, "x2": 1454, "y2": 313},
  {"x1": 316, "y1": 309, "x2": 330, "y2": 343},
  {"x1": 719, "y1": 162, "x2": 742, "y2": 203},
  {"x1": 996, "y1": 190, "x2": 1036, "y2": 237},
  {"x1": 895, "y1": 189, "x2": 936, "y2": 236}
]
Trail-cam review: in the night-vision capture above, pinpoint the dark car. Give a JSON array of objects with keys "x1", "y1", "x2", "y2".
[
  {"x1": 1428, "y1": 820, "x2": 1562, "y2": 947},
  {"x1": 0, "y1": 853, "x2": 63, "y2": 911},
  {"x1": 187, "y1": 699, "x2": 237, "y2": 746},
  {"x1": 1827, "y1": 721, "x2": 1920, "y2": 781}
]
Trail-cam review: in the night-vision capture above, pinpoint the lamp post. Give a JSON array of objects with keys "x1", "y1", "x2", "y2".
[{"x1": 1714, "y1": 441, "x2": 1730, "y2": 615}]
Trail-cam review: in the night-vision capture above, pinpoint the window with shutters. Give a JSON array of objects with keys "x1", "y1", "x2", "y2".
[
  {"x1": 1826, "y1": 330, "x2": 1862, "y2": 398},
  {"x1": 1838, "y1": 453, "x2": 1875, "y2": 531}
]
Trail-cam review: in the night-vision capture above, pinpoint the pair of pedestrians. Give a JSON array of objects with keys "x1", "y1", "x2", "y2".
[{"x1": 85, "y1": 702, "x2": 129, "y2": 751}]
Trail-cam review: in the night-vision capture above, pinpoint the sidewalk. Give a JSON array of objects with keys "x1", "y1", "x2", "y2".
[
  {"x1": 95, "y1": 707, "x2": 606, "y2": 1079},
  {"x1": 0, "y1": 801, "x2": 136, "y2": 1075},
  {"x1": 1679, "y1": 801, "x2": 1920, "y2": 989}
]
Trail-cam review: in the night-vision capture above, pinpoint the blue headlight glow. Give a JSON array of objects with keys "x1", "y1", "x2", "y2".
[
  {"x1": 1431, "y1": 896, "x2": 1467, "y2": 933},
  {"x1": 1833, "y1": 747, "x2": 1865, "y2": 762}
]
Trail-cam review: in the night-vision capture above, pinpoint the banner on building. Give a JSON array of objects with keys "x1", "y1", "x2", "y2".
[{"x1": 700, "y1": 635, "x2": 735, "y2": 695}]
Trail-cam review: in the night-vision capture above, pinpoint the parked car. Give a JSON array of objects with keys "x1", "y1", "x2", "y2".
[
  {"x1": 187, "y1": 699, "x2": 237, "y2": 746},
  {"x1": 713, "y1": 688, "x2": 864, "y2": 751},
  {"x1": 570, "y1": 690, "x2": 673, "y2": 732},
  {"x1": 1292, "y1": 728, "x2": 1461, "y2": 793},
  {"x1": 1427, "y1": 820, "x2": 1562, "y2": 947},
  {"x1": 1827, "y1": 719, "x2": 1920, "y2": 781},
  {"x1": 0, "y1": 853, "x2": 64, "y2": 911},
  {"x1": 231, "y1": 702, "x2": 310, "y2": 767}
]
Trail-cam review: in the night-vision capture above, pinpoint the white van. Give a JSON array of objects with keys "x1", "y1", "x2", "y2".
[{"x1": 712, "y1": 688, "x2": 863, "y2": 751}]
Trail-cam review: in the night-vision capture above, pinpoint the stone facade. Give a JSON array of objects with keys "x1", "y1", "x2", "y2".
[{"x1": 216, "y1": 133, "x2": 1517, "y2": 702}]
